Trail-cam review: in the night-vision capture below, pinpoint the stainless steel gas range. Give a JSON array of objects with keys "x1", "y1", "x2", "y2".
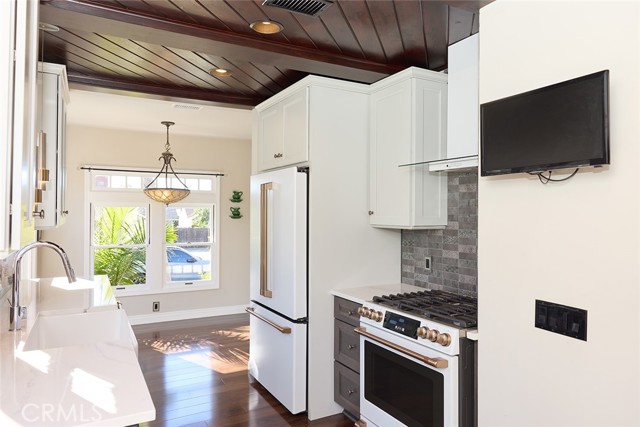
[{"x1": 355, "y1": 290, "x2": 477, "y2": 427}]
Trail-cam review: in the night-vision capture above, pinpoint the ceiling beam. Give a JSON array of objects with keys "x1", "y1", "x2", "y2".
[
  {"x1": 67, "y1": 73, "x2": 263, "y2": 108},
  {"x1": 40, "y1": 0, "x2": 405, "y2": 84}
]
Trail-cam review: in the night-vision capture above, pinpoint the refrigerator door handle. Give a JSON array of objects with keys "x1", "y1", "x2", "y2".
[
  {"x1": 246, "y1": 307, "x2": 291, "y2": 334},
  {"x1": 260, "y1": 182, "x2": 273, "y2": 298}
]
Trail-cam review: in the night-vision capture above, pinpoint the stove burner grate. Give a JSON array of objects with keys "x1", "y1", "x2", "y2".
[{"x1": 372, "y1": 290, "x2": 478, "y2": 328}]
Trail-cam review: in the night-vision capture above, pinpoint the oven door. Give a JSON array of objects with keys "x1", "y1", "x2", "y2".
[{"x1": 356, "y1": 325, "x2": 458, "y2": 427}]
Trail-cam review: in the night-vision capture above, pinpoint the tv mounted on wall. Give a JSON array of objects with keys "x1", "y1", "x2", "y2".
[{"x1": 480, "y1": 70, "x2": 610, "y2": 177}]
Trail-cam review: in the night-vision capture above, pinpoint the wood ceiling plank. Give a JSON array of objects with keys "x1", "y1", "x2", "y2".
[
  {"x1": 43, "y1": 42, "x2": 129, "y2": 78},
  {"x1": 316, "y1": 1, "x2": 366, "y2": 58},
  {"x1": 448, "y1": 6, "x2": 475, "y2": 46},
  {"x1": 118, "y1": 38, "x2": 231, "y2": 90},
  {"x1": 197, "y1": 0, "x2": 256, "y2": 33},
  {"x1": 168, "y1": 49, "x2": 269, "y2": 96},
  {"x1": 288, "y1": 13, "x2": 341, "y2": 54},
  {"x1": 237, "y1": 61, "x2": 301, "y2": 94},
  {"x1": 422, "y1": 1, "x2": 448, "y2": 70},
  {"x1": 337, "y1": 0, "x2": 386, "y2": 63},
  {"x1": 366, "y1": 0, "x2": 406, "y2": 66},
  {"x1": 394, "y1": 0, "x2": 429, "y2": 67},
  {"x1": 46, "y1": 29, "x2": 160, "y2": 81},
  {"x1": 106, "y1": 0, "x2": 171, "y2": 18},
  {"x1": 41, "y1": 1, "x2": 402, "y2": 82},
  {"x1": 165, "y1": 0, "x2": 228, "y2": 29},
  {"x1": 197, "y1": 53, "x2": 279, "y2": 96},
  {"x1": 142, "y1": 0, "x2": 201, "y2": 24},
  {"x1": 83, "y1": 33, "x2": 203, "y2": 87}
]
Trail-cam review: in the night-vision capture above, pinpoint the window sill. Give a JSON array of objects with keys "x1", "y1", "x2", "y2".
[{"x1": 113, "y1": 282, "x2": 220, "y2": 297}]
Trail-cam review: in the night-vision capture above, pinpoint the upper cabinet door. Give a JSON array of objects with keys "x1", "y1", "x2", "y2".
[
  {"x1": 256, "y1": 88, "x2": 309, "y2": 172},
  {"x1": 35, "y1": 63, "x2": 69, "y2": 230},
  {"x1": 369, "y1": 68, "x2": 448, "y2": 230}
]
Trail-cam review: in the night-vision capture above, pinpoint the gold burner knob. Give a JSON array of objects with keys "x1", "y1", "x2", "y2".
[
  {"x1": 416, "y1": 326, "x2": 429, "y2": 339},
  {"x1": 436, "y1": 333, "x2": 452, "y2": 346},
  {"x1": 371, "y1": 311, "x2": 383, "y2": 322},
  {"x1": 426, "y1": 329, "x2": 439, "y2": 342}
]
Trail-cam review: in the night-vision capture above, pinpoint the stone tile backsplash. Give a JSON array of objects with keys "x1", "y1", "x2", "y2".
[{"x1": 401, "y1": 171, "x2": 478, "y2": 297}]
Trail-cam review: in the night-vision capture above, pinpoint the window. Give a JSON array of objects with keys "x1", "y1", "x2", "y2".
[
  {"x1": 165, "y1": 205, "x2": 216, "y2": 285},
  {"x1": 92, "y1": 204, "x2": 148, "y2": 286},
  {"x1": 85, "y1": 167, "x2": 220, "y2": 295}
]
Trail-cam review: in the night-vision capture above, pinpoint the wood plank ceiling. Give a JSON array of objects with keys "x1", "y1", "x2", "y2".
[{"x1": 39, "y1": 0, "x2": 488, "y2": 109}]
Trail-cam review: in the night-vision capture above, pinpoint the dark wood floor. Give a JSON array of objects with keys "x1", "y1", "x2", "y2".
[{"x1": 133, "y1": 314, "x2": 354, "y2": 427}]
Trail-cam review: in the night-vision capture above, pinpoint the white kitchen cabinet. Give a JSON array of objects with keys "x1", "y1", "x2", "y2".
[
  {"x1": 35, "y1": 62, "x2": 69, "y2": 229},
  {"x1": 369, "y1": 67, "x2": 448, "y2": 229},
  {"x1": 430, "y1": 34, "x2": 479, "y2": 172},
  {"x1": 251, "y1": 76, "x2": 400, "y2": 420},
  {"x1": 255, "y1": 87, "x2": 309, "y2": 171}
]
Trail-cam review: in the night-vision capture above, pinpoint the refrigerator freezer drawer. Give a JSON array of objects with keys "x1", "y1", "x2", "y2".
[{"x1": 248, "y1": 305, "x2": 307, "y2": 414}]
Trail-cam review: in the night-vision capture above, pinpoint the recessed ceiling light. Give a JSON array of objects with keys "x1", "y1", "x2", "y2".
[
  {"x1": 210, "y1": 68, "x2": 232, "y2": 77},
  {"x1": 250, "y1": 20, "x2": 284, "y2": 35}
]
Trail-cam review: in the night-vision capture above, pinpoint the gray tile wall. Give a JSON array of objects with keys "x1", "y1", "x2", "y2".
[{"x1": 401, "y1": 171, "x2": 478, "y2": 296}]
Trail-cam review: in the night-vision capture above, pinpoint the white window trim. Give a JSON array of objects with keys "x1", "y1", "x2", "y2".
[{"x1": 84, "y1": 167, "x2": 221, "y2": 296}]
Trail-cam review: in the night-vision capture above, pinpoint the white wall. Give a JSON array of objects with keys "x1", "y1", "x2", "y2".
[
  {"x1": 478, "y1": 1, "x2": 640, "y2": 426},
  {"x1": 39, "y1": 124, "x2": 251, "y2": 319}
]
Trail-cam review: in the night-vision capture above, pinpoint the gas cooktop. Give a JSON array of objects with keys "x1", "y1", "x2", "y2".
[{"x1": 372, "y1": 290, "x2": 478, "y2": 329}]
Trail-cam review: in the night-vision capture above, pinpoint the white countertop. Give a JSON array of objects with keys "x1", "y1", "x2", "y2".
[{"x1": 0, "y1": 276, "x2": 155, "y2": 427}]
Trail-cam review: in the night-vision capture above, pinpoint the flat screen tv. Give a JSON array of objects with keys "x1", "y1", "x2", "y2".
[{"x1": 480, "y1": 70, "x2": 610, "y2": 176}]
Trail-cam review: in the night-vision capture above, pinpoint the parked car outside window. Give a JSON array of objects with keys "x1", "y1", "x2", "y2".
[{"x1": 166, "y1": 246, "x2": 211, "y2": 281}]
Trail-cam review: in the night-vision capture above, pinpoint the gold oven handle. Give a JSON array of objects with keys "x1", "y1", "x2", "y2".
[
  {"x1": 260, "y1": 182, "x2": 273, "y2": 298},
  {"x1": 354, "y1": 326, "x2": 448, "y2": 369},
  {"x1": 245, "y1": 307, "x2": 291, "y2": 334}
]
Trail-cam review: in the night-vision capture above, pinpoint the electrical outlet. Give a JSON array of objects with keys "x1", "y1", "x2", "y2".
[
  {"x1": 425, "y1": 256, "x2": 432, "y2": 271},
  {"x1": 152, "y1": 301, "x2": 160, "y2": 312}
]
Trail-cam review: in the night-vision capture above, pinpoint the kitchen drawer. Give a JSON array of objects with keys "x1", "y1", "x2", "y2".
[
  {"x1": 334, "y1": 361, "x2": 359, "y2": 418},
  {"x1": 334, "y1": 297, "x2": 361, "y2": 326},
  {"x1": 334, "y1": 319, "x2": 360, "y2": 373}
]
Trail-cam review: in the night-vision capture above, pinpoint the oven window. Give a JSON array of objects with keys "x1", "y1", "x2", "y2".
[{"x1": 364, "y1": 341, "x2": 444, "y2": 427}]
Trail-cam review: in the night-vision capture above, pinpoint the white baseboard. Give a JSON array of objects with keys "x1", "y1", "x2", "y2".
[{"x1": 128, "y1": 304, "x2": 247, "y2": 325}]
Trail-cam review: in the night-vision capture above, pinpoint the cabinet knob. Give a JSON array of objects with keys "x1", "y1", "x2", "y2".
[
  {"x1": 62, "y1": 210, "x2": 69, "y2": 215},
  {"x1": 347, "y1": 344, "x2": 357, "y2": 350},
  {"x1": 368, "y1": 210, "x2": 374, "y2": 215},
  {"x1": 273, "y1": 153, "x2": 283, "y2": 159},
  {"x1": 32, "y1": 209, "x2": 45, "y2": 219},
  {"x1": 347, "y1": 388, "x2": 357, "y2": 395}
]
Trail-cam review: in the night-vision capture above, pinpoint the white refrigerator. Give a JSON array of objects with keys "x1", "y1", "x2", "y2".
[{"x1": 247, "y1": 166, "x2": 308, "y2": 414}]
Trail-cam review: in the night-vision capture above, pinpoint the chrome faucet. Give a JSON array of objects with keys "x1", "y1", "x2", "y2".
[{"x1": 6, "y1": 241, "x2": 76, "y2": 331}]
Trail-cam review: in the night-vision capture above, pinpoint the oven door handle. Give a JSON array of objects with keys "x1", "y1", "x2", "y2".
[
  {"x1": 355, "y1": 326, "x2": 448, "y2": 369},
  {"x1": 246, "y1": 307, "x2": 291, "y2": 334}
]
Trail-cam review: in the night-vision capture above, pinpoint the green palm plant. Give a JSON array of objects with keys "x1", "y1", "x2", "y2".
[{"x1": 93, "y1": 207, "x2": 147, "y2": 286}]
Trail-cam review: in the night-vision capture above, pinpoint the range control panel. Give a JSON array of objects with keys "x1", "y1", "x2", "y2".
[{"x1": 383, "y1": 312, "x2": 421, "y2": 339}]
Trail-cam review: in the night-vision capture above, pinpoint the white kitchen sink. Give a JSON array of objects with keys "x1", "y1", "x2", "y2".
[{"x1": 24, "y1": 308, "x2": 138, "y2": 353}]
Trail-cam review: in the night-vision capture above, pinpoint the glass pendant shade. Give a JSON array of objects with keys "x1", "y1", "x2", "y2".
[{"x1": 144, "y1": 121, "x2": 190, "y2": 205}]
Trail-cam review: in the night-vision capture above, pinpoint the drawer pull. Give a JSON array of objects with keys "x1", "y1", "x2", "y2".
[
  {"x1": 347, "y1": 388, "x2": 356, "y2": 395},
  {"x1": 347, "y1": 344, "x2": 357, "y2": 350}
]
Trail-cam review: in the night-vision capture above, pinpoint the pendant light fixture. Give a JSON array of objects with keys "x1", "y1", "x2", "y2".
[{"x1": 143, "y1": 121, "x2": 190, "y2": 205}]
